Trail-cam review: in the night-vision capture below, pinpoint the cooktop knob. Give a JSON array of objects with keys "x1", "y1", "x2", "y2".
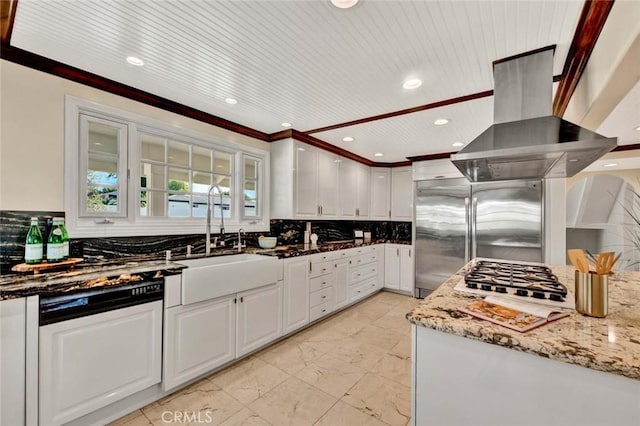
[{"x1": 515, "y1": 289, "x2": 528, "y2": 297}]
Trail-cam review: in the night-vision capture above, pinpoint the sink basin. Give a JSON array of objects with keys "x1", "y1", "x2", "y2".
[{"x1": 180, "y1": 254, "x2": 283, "y2": 305}]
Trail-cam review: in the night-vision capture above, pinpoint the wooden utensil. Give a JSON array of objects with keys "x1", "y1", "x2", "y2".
[
  {"x1": 596, "y1": 252, "x2": 617, "y2": 274},
  {"x1": 567, "y1": 249, "x2": 590, "y2": 273}
]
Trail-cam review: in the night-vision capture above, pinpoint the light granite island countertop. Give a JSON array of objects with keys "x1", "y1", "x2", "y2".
[{"x1": 407, "y1": 261, "x2": 640, "y2": 426}]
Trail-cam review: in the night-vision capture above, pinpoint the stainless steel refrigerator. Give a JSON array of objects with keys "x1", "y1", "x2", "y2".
[{"x1": 414, "y1": 178, "x2": 543, "y2": 297}]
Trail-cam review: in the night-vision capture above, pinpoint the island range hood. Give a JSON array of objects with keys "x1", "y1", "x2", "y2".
[{"x1": 451, "y1": 46, "x2": 617, "y2": 182}]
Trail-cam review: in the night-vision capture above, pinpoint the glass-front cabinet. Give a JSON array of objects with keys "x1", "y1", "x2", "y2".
[{"x1": 65, "y1": 97, "x2": 269, "y2": 236}]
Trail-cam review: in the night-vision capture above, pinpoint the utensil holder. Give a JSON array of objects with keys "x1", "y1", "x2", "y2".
[{"x1": 574, "y1": 271, "x2": 608, "y2": 318}]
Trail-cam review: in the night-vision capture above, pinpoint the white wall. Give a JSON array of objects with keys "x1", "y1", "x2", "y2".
[{"x1": 0, "y1": 61, "x2": 269, "y2": 211}]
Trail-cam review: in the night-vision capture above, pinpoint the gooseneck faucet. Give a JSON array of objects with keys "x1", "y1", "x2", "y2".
[
  {"x1": 235, "y1": 228, "x2": 245, "y2": 253},
  {"x1": 206, "y1": 184, "x2": 225, "y2": 256}
]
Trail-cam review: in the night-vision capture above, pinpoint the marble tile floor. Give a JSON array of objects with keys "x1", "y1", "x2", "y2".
[{"x1": 110, "y1": 291, "x2": 420, "y2": 426}]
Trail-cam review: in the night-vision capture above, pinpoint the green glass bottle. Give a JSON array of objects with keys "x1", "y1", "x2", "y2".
[
  {"x1": 47, "y1": 218, "x2": 65, "y2": 263},
  {"x1": 25, "y1": 217, "x2": 43, "y2": 264},
  {"x1": 60, "y1": 218, "x2": 69, "y2": 259}
]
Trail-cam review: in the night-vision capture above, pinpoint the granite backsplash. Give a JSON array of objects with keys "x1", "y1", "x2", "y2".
[{"x1": 1, "y1": 210, "x2": 411, "y2": 273}]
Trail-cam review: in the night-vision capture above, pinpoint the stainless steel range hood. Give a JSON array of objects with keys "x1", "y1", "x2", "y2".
[{"x1": 451, "y1": 47, "x2": 617, "y2": 182}]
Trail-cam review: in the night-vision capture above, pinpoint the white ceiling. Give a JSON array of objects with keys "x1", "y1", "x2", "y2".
[{"x1": 9, "y1": 0, "x2": 636, "y2": 162}]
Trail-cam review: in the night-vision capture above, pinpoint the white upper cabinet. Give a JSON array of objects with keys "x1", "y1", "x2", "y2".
[
  {"x1": 272, "y1": 139, "x2": 370, "y2": 220},
  {"x1": 295, "y1": 144, "x2": 320, "y2": 216},
  {"x1": 391, "y1": 167, "x2": 413, "y2": 220},
  {"x1": 338, "y1": 159, "x2": 358, "y2": 218},
  {"x1": 371, "y1": 168, "x2": 391, "y2": 220}
]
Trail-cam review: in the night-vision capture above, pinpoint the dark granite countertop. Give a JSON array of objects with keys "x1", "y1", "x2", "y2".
[
  {"x1": 252, "y1": 239, "x2": 410, "y2": 258},
  {"x1": 0, "y1": 239, "x2": 410, "y2": 300}
]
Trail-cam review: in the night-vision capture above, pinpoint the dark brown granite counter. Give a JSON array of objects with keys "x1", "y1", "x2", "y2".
[
  {"x1": 0, "y1": 260, "x2": 186, "y2": 300},
  {"x1": 1, "y1": 240, "x2": 410, "y2": 300},
  {"x1": 406, "y1": 261, "x2": 640, "y2": 381},
  {"x1": 252, "y1": 239, "x2": 409, "y2": 258}
]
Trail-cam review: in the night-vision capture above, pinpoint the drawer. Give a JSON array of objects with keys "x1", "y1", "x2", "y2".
[
  {"x1": 310, "y1": 286, "x2": 333, "y2": 308},
  {"x1": 310, "y1": 300, "x2": 333, "y2": 322},
  {"x1": 351, "y1": 252, "x2": 379, "y2": 267},
  {"x1": 310, "y1": 273, "x2": 336, "y2": 293},
  {"x1": 350, "y1": 264, "x2": 378, "y2": 283},
  {"x1": 349, "y1": 278, "x2": 378, "y2": 302},
  {"x1": 309, "y1": 260, "x2": 333, "y2": 278}
]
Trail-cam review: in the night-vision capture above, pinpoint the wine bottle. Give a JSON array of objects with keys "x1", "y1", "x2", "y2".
[
  {"x1": 25, "y1": 217, "x2": 43, "y2": 264},
  {"x1": 47, "y1": 218, "x2": 65, "y2": 263}
]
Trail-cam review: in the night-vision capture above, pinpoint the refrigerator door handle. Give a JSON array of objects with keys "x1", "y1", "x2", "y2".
[
  {"x1": 465, "y1": 197, "x2": 470, "y2": 262},
  {"x1": 471, "y1": 197, "x2": 478, "y2": 260}
]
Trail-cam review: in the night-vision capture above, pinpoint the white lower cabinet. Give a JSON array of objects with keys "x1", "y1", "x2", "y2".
[
  {"x1": 39, "y1": 301, "x2": 163, "y2": 426},
  {"x1": 163, "y1": 296, "x2": 236, "y2": 391},
  {"x1": 1, "y1": 298, "x2": 26, "y2": 426},
  {"x1": 385, "y1": 244, "x2": 414, "y2": 293},
  {"x1": 334, "y1": 259, "x2": 350, "y2": 309},
  {"x1": 283, "y1": 258, "x2": 310, "y2": 333},
  {"x1": 164, "y1": 281, "x2": 283, "y2": 390},
  {"x1": 236, "y1": 281, "x2": 283, "y2": 357}
]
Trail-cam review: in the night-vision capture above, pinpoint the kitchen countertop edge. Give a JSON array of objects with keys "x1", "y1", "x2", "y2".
[{"x1": 406, "y1": 262, "x2": 640, "y2": 381}]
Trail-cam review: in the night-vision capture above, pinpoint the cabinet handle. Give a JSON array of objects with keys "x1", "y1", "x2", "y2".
[
  {"x1": 349, "y1": 260, "x2": 352, "y2": 265},
  {"x1": 389, "y1": 209, "x2": 391, "y2": 218},
  {"x1": 309, "y1": 262, "x2": 312, "y2": 273},
  {"x1": 234, "y1": 298, "x2": 237, "y2": 304},
  {"x1": 322, "y1": 309, "x2": 326, "y2": 313},
  {"x1": 409, "y1": 249, "x2": 411, "y2": 258},
  {"x1": 321, "y1": 205, "x2": 323, "y2": 215},
  {"x1": 322, "y1": 295, "x2": 326, "y2": 299},
  {"x1": 322, "y1": 281, "x2": 327, "y2": 285},
  {"x1": 240, "y1": 296, "x2": 244, "y2": 303},
  {"x1": 397, "y1": 248, "x2": 399, "y2": 257}
]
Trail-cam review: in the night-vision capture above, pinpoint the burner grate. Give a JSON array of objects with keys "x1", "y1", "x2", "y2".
[{"x1": 464, "y1": 260, "x2": 567, "y2": 301}]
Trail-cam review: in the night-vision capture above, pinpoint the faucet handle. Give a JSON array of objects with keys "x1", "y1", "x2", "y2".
[{"x1": 186, "y1": 245, "x2": 193, "y2": 257}]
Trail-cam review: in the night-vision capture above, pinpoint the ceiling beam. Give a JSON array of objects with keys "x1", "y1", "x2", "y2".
[
  {"x1": 553, "y1": 0, "x2": 616, "y2": 117},
  {"x1": 0, "y1": 0, "x2": 18, "y2": 44}
]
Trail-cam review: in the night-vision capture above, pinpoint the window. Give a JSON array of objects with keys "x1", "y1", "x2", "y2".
[
  {"x1": 65, "y1": 96, "x2": 269, "y2": 237},
  {"x1": 78, "y1": 114, "x2": 128, "y2": 217},
  {"x1": 242, "y1": 155, "x2": 261, "y2": 220},
  {"x1": 138, "y1": 133, "x2": 235, "y2": 220}
]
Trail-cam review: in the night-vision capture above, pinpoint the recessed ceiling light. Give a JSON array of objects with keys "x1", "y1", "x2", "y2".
[
  {"x1": 374, "y1": 152, "x2": 383, "y2": 157},
  {"x1": 331, "y1": 0, "x2": 359, "y2": 9},
  {"x1": 403, "y1": 78, "x2": 422, "y2": 90},
  {"x1": 568, "y1": 158, "x2": 579, "y2": 163},
  {"x1": 225, "y1": 98, "x2": 238, "y2": 105},
  {"x1": 126, "y1": 56, "x2": 144, "y2": 66},
  {"x1": 434, "y1": 118, "x2": 450, "y2": 126},
  {"x1": 452, "y1": 142, "x2": 464, "y2": 147},
  {"x1": 281, "y1": 122, "x2": 292, "y2": 127},
  {"x1": 343, "y1": 136, "x2": 354, "y2": 142},
  {"x1": 297, "y1": 147, "x2": 306, "y2": 151},
  {"x1": 635, "y1": 125, "x2": 640, "y2": 131},
  {"x1": 93, "y1": 142, "x2": 103, "y2": 146},
  {"x1": 604, "y1": 163, "x2": 618, "y2": 168}
]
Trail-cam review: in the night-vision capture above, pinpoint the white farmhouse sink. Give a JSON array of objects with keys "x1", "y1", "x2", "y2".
[{"x1": 180, "y1": 254, "x2": 283, "y2": 305}]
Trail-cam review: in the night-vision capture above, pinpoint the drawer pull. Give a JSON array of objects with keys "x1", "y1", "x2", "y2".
[
  {"x1": 322, "y1": 309, "x2": 326, "y2": 313},
  {"x1": 322, "y1": 295, "x2": 326, "y2": 299},
  {"x1": 322, "y1": 281, "x2": 327, "y2": 285}
]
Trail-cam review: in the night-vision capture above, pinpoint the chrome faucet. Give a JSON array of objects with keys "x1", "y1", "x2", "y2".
[
  {"x1": 235, "y1": 228, "x2": 245, "y2": 253},
  {"x1": 206, "y1": 184, "x2": 225, "y2": 256}
]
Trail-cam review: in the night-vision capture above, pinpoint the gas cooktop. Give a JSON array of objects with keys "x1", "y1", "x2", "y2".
[{"x1": 454, "y1": 259, "x2": 573, "y2": 308}]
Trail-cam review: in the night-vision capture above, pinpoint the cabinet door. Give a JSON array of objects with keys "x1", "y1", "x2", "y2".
[
  {"x1": 295, "y1": 144, "x2": 319, "y2": 217},
  {"x1": 39, "y1": 301, "x2": 162, "y2": 426},
  {"x1": 284, "y1": 258, "x2": 310, "y2": 333},
  {"x1": 371, "y1": 168, "x2": 391, "y2": 220},
  {"x1": 391, "y1": 167, "x2": 413, "y2": 220},
  {"x1": 334, "y1": 259, "x2": 350, "y2": 310},
  {"x1": 317, "y1": 150, "x2": 340, "y2": 217},
  {"x1": 236, "y1": 282, "x2": 283, "y2": 357},
  {"x1": 399, "y1": 246, "x2": 415, "y2": 293},
  {"x1": 384, "y1": 245, "x2": 400, "y2": 289},
  {"x1": 356, "y1": 163, "x2": 371, "y2": 218},
  {"x1": 338, "y1": 159, "x2": 358, "y2": 218},
  {"x1": 1, "y1": 298, "x2": 26, "y2": 426},
  {"x1": 163, "y1": 296, "x2": 236, "y2": 391}
]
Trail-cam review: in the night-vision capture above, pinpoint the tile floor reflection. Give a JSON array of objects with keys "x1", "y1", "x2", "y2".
[{"x1": 110, "y1": 291, "x2": 420, "y2": 426}]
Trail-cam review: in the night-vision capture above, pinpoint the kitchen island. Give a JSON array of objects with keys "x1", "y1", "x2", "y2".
[{"x1": 407, "y1": 262, "x2": 640, "y2": 426}]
